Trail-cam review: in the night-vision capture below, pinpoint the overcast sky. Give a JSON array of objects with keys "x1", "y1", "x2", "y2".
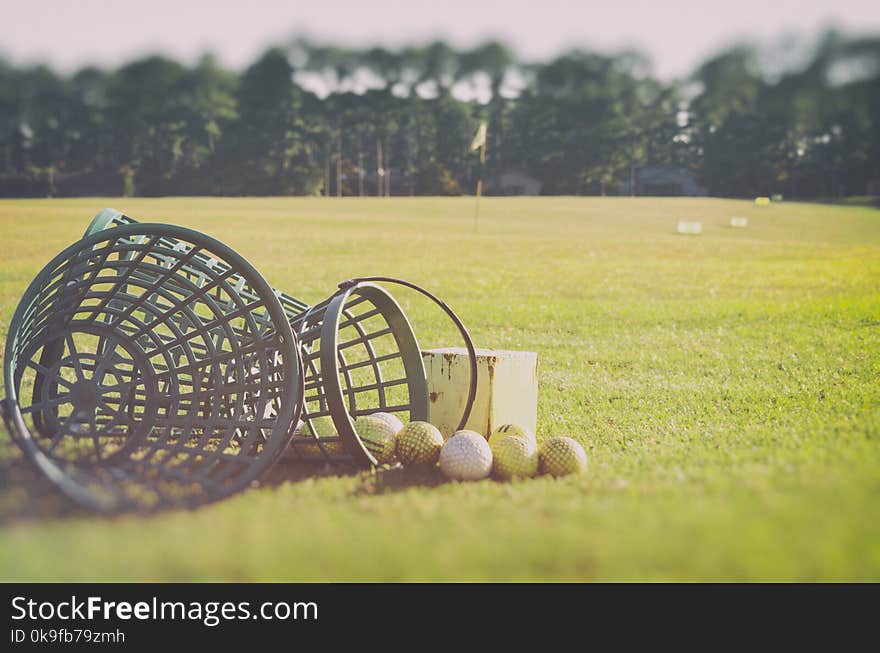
[{"x1": 2, "y1": 0, "x2": 879, "y2": 79}]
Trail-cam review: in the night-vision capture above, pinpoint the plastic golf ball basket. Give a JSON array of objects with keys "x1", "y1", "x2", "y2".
[
  {"x1": 2, "y1": 209, "x2": 479, "y2": 511},
  {"x1": 1, "y1": 222, "x2": 302, "y2": 512},
  {"x1": 286, "y1": 276, "x2": 477, "y2": 466}
]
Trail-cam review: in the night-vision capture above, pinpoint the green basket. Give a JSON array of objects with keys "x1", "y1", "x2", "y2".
[
  {"x1": 2, "y1": 222, "x2": 301, "y2": 511},
  {"x1": 2, "y1": 209, "x2": 478, "y2": 511}
]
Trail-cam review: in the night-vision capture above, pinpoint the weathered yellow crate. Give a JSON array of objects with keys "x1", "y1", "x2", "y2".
[{"x1": 422, "y1": 348, "x2": 538, "y2": 439}]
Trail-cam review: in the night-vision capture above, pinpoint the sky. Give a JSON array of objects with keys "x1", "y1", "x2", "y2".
[{"x1": 2, "y1": 0, "x2": 879, "y2": 79}]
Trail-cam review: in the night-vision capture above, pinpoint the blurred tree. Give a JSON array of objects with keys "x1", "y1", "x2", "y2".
[
  {"x1": 0, "y1": 59, "x2": 28, "y2": 174},
  {"x1": 219, "y1": 48, "x2": 321, "y2": 195},
  {"x1": 65, "y1": 67, "x2": 111, "y2": 171},
  {"x1": 103, "y1": 56, "x2": 189, "y2": 194},
  {"x1": 0, "y1": 34, "x2": 876, "y2": 199},
  {"x1": 459, "y1": 41, "x2": 514, "y2": 173}
]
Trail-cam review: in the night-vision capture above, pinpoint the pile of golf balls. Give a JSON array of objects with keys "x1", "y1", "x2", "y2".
[{"x1": 319, "y1": 413, "x2": 588, "y2": 483}]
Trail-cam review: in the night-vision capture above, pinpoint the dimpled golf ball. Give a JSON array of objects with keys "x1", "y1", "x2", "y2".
[
  {"x1": 369, "y1": 411, "x2": 404, "y2": 435},
  {"x1": 439, "y1": 430, "x2": 493, "y2": 481},
  {"x1": 356, "y1": 415, "x2": 398, "y2": 464},
  {"x1": 396, "y1": 421, "x2": 444, "y2": 466},
  {"x1": 491, "y1": 435, "x2": 539, "y2": 480},
  {"x1": 539, "y1": 436, "x2": 588, "y2": 477},
  {"x1": 488, "y1": 423, "x2": 537, "y2": 452}
]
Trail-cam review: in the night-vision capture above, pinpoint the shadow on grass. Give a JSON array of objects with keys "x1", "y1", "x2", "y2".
[
  {"x1": 0, "y1": 439, "x2": 447, "y2": 525},
  {"x1": 264, "y1": 458, "x2": 448, "y2": 497},
  {"x1": 350, "y1": 464, "x2": 447, "y2": 496},
  {"x1": 0, "y1": 441, "x2": 86, "y2": 525},
  {"x1": 261, "y1": 458, "x2": 363, "y2": 487}
]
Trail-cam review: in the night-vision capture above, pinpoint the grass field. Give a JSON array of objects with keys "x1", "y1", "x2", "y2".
[{"x1": 1, "y1": 196, "x2": 878, "y2": 581}]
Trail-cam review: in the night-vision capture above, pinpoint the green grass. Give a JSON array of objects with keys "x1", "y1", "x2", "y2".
[{"x1": 1, "y1": 196, "x2": 878, "y2": 581}]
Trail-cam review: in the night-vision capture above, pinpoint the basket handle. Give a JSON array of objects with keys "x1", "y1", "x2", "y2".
[{"x1": 340, "y1": 276, "x2": 478, "y2": 433}]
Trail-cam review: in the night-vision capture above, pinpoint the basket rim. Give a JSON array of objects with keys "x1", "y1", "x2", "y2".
[{"x1": 2, "y1": 221, "x2": 302, "y2": 512}]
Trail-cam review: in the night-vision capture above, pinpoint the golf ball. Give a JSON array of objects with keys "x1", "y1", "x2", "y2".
[
  {"x1": 539, "y1": 436, "x2": 588, "y2": 477},
  {"x1": 301, "y1": 415, "x2": 337, "y2": 437},
  {"x1": 491, "y1": 435, "x2": 539, "y2": 480},
  {"x1": 396, "y1": 421, "x2": 444, "y2": 466},
  {"x1": 439, "y1": 430, "x2": 493, "y2": 481},
  {"x1": 356, "y1": 415, "x2": 398, "y2": 464},
  {"x1": 488, "y1": 423, "x2": 537, "y2": 452}
]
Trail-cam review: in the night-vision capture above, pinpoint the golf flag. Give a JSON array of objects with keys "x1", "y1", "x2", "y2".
[
  {"x1": 471, "y1": 123, "x2": 487, "y2": 231},
  {"x1": 470, "y1": 123, "x2": 487, "y2": 151}
]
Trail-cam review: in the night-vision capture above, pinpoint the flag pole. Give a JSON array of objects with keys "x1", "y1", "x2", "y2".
[{"x1": 474, "y1": 133, "x2": 486, "y2": 232}]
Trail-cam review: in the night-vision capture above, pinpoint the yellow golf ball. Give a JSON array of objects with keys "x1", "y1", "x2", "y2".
[
  {"x1": 301, "y1": 415, "x2": 337, "y2": 437},
  {"x1": 396, "y1": 421, "x2": 444, "y2": 466},
  {"x1": 539, "y1": 436, "x2": 588, "y2": 477},
  {"x1": 356, "y1": 415, "x2": 398, "y2": 464},
  {"x1": 489, "y1": 424, "x2": 537, "y2": 452},
  {"x1": 491, "y1": 435, "x2": 539, "y2": 480}
]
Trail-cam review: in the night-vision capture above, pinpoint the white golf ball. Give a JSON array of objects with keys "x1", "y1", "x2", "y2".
[
  {"x1": 439, "y1": 430, "x2": 493, "y2": 481},
  {"x1": 368, "y1": 411, "x2": 404, "y2": 434}
]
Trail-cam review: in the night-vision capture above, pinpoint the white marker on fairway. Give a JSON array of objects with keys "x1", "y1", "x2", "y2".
[
  {"x1": 730, "y1": 216, "x2": 748, "y2": 228},
  {"x1": 677, "y1": 221, "x2": 702, "y2": 235}
]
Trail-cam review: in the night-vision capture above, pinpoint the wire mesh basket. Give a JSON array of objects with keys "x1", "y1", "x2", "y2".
[
  {"x1": 285, "y1": 277, "x2": 478, "y2": 467},
  {"x1": 85, "y1": 210, "x2": 478, "y2": 467},
  {"x1": 2, "y1": 223, "x2": 302, "y2": 512},
  {"x1": 3, "y1": 208, "x2": 479, "y2": 512},
  {"x1": 84, "y1": 208, "x2": 311, "y2": 318}
]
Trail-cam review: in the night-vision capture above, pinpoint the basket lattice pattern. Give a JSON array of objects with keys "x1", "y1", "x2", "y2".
[{"x1": 3, "y1": 223, "x2": 300, "y2": 511}]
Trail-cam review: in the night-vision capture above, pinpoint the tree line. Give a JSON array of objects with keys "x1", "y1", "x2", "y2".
[{"x1": 1, "y1": 32, "x2": 878, "y2": 199}]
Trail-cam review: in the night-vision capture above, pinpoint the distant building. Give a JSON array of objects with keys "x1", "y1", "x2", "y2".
[
  {"x1": 487, "y1": 168, "x2": 543, "y2": 196},
  {"x1": 620, "y1": 165, "x2": 707, "y2": 197}
]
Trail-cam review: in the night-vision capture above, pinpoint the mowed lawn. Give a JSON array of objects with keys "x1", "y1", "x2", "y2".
[{"x1": 0, "y1": 196, "x2": 878, "y2": 581}]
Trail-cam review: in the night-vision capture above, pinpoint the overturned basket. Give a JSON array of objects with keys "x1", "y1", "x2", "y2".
[
  {"x1": 2, "y1": 223, "x2": 302, "y2": 511},
  {"x1": 82, "y1": 210, "x2": 478, "y2": 468},
  {"x1": 2, "y1": 209, "x2": 478, "y2": 511},
  {"x1": 286, "y1": 276, "x2": 477, "y2": 466}
]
